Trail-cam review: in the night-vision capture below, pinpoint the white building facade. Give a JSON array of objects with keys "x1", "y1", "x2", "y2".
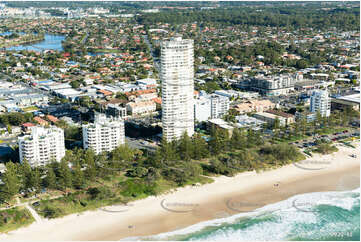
[
  {"x1": 210, "y1": 94, "x2": 230, "y2": 119},
  {"x1": 82, "y1": 113, "x2": 125, "y2": 154},
  {"x1": 126, "y1": 101, "x2": 156, "y2": 116},
  {"x1": 18, "y1": 126, "x2": 65, "y2": 167},
  {"x1": 194, "y1": 96, "x2": 211, "y2": 122},
  {"x1": 161, "y1": 37, "x2": 194, "y2": 141},
  {"x1": 310, "y1": 89, "x2": 331, "y2": 117}
]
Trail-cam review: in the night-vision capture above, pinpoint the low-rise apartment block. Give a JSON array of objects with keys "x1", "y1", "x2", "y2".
[
  {"x1": 126, "y1": 101, "x2": 156, "y2": 116},
  {"x1": 234, "y1": 100, "x2": 275, "y2": 114},
  {"x1": 253, "y1": 112, "x2": 287, "y2": 127},
  {"x1": 239, "y1": 74, "x2": 297, "y2": 96}
]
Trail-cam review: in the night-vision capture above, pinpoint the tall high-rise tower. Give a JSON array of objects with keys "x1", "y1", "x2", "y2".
[{"x1": 161, "y1": 37, "x2": 194, "y2": 141}]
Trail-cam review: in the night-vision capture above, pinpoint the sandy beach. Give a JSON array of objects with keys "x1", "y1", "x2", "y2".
[{"x1": 1, "y1": 142, "x2": 359, "y2": 241}]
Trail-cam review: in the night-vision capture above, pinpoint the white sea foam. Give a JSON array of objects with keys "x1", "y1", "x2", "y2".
[{"x1": 123, "y1": 188, "x2": 360, "y2": 241}]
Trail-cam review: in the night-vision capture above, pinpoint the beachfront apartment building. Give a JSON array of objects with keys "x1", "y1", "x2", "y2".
[
  {"x1": 18, "y1": 126, "x2": 65, "y2": 167},
  {"x1": 161, "y1": 36, "x2": 194, "y2": 141},
  {"x1": 194, "y1": 96, "x2": 211, "y2": 122},
  {"x1": 194, "y1": 92, "x2": 230, "y2": 122},
  {"x1": 210, "y1": 94, "x2": 230, "y2": 119},
  {"x1": 82, "y1": 113, "x2": 125, "y2": 154},
  {"x1": 310, "y1": 89, "x2": 331, "y2": 117}
]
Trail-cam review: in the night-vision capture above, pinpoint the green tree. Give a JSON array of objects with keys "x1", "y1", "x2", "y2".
[
  {"x1": 209, "y1": 127, "x2": 229, "y2": 155},
  {"x1": 6, "y1": 125, "x2": 12, "y2": 134},
  {"x1": 70, "y1": 80, "x2": 80, "y2": 89},
  {"x1": 0, "y1": 162, "x2": 21, "y2": 201},
  {"x1": 84, "y1": 149, "x2": 97, "y2": 181},
  {"x1": 295, "y1": 59, "x2": 308, "y2": 69},
  {"x1": 32, "y1": 168, "x2": 41, "y2": 192},
  {"x1": 21, "y1": 161, "x2": 40, "y2": 192},
  {"x1": 58, "y1": 160, "x2": 72, "y2": 190},
  {"x1": 230, "y1": 128, "x2": 246, "y2": 150},
  {"x1": 192, "y1": 134, "x2": 209, "y2": 160},
  {"x1": 178, "y1": 132, "x2": 193, "y2": 161},
  {"x1": 246, "y1": 129, "x2": 262, "y2": 147},
  {"x1": 160, "y1": 139, "x2": 178, "y2": 163},
  {"x1": 300, "y1": 117, "x2": 308, "y2": 135},
  {"x1": 44, "y1": 167, "x2": 57, "y2": 189},
  {"x1": 72, "y1": 165, "x2": 85, "y2": 189}
]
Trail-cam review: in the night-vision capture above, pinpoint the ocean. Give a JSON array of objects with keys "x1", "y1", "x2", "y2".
[{"x1": 128, "y1": 188, "x2": 360, "y2": 241}]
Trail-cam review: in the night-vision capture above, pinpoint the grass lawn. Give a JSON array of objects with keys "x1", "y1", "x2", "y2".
[
  {"x1": 21, "y1": 106, "x2": 39, "y2": 112},
  {"x1": 0, "y1": 207, "x2": 35, "y2": 233},
  {"x1": 341, "y1": 141, "x2": 356, "y2": 148},
  {"x1": 318, "y1": 127, "x2": 348, "y2": 135},
  {"x1": 33, "y1": 189, "x2": 126, "y2": 219},
  {"x1": 313, "y1": 143, "x2": 339, "y2": 155},
  {"x1": 275, "y1": 134, "x2": 308, "y2": 143}
]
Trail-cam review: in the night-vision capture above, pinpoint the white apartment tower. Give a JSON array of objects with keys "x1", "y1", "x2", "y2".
[
  {"x1": 210, "y1": 94, "x2": 230, "y2": 119},
  {"x1": 194, "y1": 97, "x2": 211, "y2": 122},
  {"x1": 18, "y1": 126, "x2": 65, "y2": 167},
  {"x1": 310, "y1": 89, "x2": 331, "y2": 117},
  {"x1": 82, "y1": 113, "x2": 125, "y2": 154},
  {"x1": 161, "y1": 36, "x2": 194, "y2": 141}
]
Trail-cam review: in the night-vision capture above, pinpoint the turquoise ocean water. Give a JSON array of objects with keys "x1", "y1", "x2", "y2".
[{"x1": 126, "y1": 188, "x2": 360, "y2": 241}]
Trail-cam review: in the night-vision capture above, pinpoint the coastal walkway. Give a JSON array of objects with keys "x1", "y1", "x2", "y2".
[{"x1": 25, "y1": 203, "x2": 43, "y2": 223}]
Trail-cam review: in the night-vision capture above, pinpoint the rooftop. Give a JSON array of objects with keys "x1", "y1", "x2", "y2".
[{"x1": 335, "y1": 93, "x2": 360, "y2": 104}]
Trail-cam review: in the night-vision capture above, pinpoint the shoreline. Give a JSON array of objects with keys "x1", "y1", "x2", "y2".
[{"x1": 1, "y1": 142, "x2": 359, "y2": 241}]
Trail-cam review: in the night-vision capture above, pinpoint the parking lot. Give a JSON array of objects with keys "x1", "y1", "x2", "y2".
[
  {"x1": 125, "y1": 137, "x2": 158, "y2": 151},
  {"x1": 291, "y1": 130, "x2": 359, "y2": 149}
]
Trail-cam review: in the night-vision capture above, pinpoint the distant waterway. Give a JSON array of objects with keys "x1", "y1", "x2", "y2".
[{"x1": 2, "y1": 32, "x2": 65, "y2": 51}]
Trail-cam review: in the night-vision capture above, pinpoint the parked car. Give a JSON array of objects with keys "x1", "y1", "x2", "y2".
[{"x1": 32, "y1": 201, "x2": 40, "y2": 207}]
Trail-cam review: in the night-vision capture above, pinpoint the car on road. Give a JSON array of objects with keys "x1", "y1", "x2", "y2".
[{"x1": 32, "y1": 202, "x2": 40, "y2": 207}]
